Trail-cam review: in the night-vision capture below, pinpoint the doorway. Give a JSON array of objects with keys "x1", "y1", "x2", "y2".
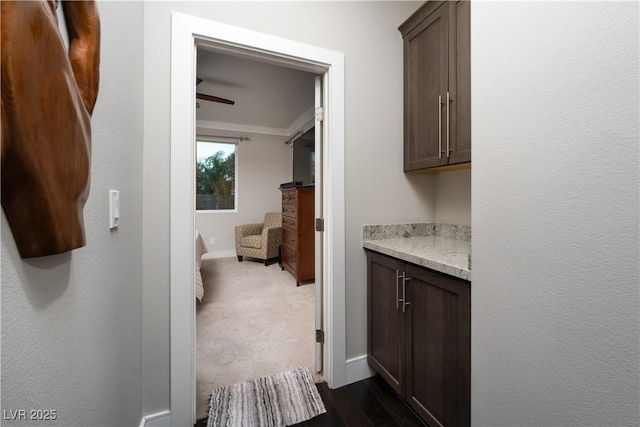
[
  {"x1": 170, "y1": 12, "x2": 346, "y2": 426},
  {"x1": 193, "y1": 48, "x2": 319, "y2": 420}
]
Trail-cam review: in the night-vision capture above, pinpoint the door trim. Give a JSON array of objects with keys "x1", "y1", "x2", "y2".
[
  {"x1": 314, "y1": 75, "x2": 324, "y2": 373},
  {"x1": 170, "y1": 12, "x2": 346, "y2": 426}
]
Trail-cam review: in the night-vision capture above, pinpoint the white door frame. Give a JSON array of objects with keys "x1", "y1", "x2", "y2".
[
  {"x1": 170, "y1": 12, "x2": 346, "y2": 426},
  {"x1": 314, "y1": 76, "x2": 324, "y2": 373}
]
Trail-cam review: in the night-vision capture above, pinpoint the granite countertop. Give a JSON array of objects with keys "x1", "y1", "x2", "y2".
[{"x1": 363, "y1": 223, "x2": 471, "y2": 281}]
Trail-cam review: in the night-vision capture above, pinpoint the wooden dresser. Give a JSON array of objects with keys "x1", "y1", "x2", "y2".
[{"x1": 280, "y1": 186, "x2": 315, "y2": 285}]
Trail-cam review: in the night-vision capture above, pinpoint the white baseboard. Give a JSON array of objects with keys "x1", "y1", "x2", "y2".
[
  {"x1": 344, "y1": 354, "x2": 376, "y2": 386},
  {"x1": 139, "y1": 411, "x2": 171, "y2": 427}
]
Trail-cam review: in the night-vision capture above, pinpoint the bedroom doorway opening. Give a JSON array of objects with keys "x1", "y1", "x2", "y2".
[
  {"x1": 193, "y1": 46, "x2": 323, "y2": 420},
  {"x1": 170, "y1": 12, "x2": 346, "y2": 426}
]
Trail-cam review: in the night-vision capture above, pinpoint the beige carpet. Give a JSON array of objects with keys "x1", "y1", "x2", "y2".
[{"x1": 196, "y1": 256, "x2": 322, "y2": 420}]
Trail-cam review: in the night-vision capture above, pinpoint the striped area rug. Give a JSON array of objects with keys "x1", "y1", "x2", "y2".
[{"x1": 207, "y1": 367, "x2": 326, "y2": 427}]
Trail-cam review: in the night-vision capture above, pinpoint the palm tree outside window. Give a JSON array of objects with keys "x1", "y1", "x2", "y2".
[{"x1": 196, "y1": 141, "x2": 236, "y2": 211}]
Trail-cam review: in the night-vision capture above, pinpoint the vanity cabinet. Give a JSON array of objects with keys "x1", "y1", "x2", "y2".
[
  {"x1": 367, "y1": 250, "x2": 470, "y2": 427},
  {"x1": 399, "y1": 0, "x2": 471, "y2": 172}
]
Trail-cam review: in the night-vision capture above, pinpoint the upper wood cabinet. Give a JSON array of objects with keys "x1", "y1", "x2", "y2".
[{"x1": 399, "y1": 1, "x2": 471, "y2": 172}]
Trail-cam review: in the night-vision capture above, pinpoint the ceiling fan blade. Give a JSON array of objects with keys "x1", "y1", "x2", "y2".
[{"x1": 196, "y1": 93, "x2": 235, "y2": 105}]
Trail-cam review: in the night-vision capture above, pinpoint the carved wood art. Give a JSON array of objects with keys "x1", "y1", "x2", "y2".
[{"x1": 1, "y1": 0, "x2": 100, "y2": 258}]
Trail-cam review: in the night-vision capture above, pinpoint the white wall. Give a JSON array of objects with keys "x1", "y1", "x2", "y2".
[
  {"x1": 0, "y1": 2, "x2": 144, "y2": 426},
  {"x1": 435, "y1": 169, "x2": 471, "y2": 226},
  {"x1": 142, "y1": 0, "x2": 430, "y2": 414},
  {"x1": 472, "y1": 2, "x2": 639, "y2": 425},
  {"x1": 195, "y1": 132, "x2": 291, "y2": 258}
]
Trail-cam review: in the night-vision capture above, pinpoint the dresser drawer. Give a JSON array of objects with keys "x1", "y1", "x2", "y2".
[
  {"x1": 283, "y1": 204, "x2": 296, "y2": 218},
  {"x1": 282, "y1": 215, "x2": 297, "y2": 229},
  {"x1": 282, "y1": 246, "x2": 296, "y2": 271},
  {"x1": 281, "y1": 189, "x2": 296, "y2": 205},
  {"x1": 282, "y1": 227, "x2": 297, "y2": 246}
]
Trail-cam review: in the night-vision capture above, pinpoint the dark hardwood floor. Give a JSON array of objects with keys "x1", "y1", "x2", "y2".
[
  {"x1": 300, "y1": 375, "x2": 426, "y2": 426},
  {"x1": 195, "y1": 374, "x2": 426, "y2": 426}
]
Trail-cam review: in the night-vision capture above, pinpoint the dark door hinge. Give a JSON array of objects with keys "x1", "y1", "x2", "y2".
[{"x1": 315, "y1": 329, "x2": 324, "y2": 344}]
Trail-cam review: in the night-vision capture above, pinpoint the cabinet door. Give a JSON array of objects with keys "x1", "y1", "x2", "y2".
[
  {"x1": 447, "y1": 0, "x2": 471, "y2": 165},
  {"x1": 367, "y1": 251, "x2": 405, "y2": 395},
  {"x1": 403, "y1": 2, "x2": 449, "y2": 171},
  {"x1": 404, "y1": 264, "x2": 470, "y2": 427}
]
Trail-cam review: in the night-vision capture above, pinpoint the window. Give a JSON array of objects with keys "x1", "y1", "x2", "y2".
[{"x1": 196, "y1": 140, "x2": 236, "y2": 211}]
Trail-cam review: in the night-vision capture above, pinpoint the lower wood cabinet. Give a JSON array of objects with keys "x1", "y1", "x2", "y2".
[{"x1": 367, "y1": 250, "x2": 470, "y2": 427}]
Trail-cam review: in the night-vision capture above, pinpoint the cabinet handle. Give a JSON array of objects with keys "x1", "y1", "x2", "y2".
[
  {"x1": 446, "y1": 91, "x2": 451, "y2": 158},
  {"x1": 438, "y1": 95, "x2": 443, "y2": 159},
  {"x1": 402, "y1": 276, "x2": 412, "y2": 313},
  {"x1": 395, "y1": 270, "x2": 403, "y2": 310}
]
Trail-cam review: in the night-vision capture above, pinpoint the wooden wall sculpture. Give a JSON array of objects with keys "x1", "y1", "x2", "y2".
[{"x1": 1, "y1": 0, "x2": 100, "y2": 258}]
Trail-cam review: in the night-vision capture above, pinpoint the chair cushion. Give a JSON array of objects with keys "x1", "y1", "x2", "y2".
[
  {"x1": 263, "y1": 212, "x2": 282, "y2": 228},
  {"x1": 240, "y1": 235, "x2": 262, "y2": 249}
]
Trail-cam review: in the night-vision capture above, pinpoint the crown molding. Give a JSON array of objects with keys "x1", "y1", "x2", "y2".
[{"x1": 196, "y1": 105, "x2": 314, "y2": 137}]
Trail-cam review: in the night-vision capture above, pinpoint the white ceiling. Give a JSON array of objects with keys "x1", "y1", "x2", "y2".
[{"x1": 195, "y1": 48, "x2": 317, "y2": 136}]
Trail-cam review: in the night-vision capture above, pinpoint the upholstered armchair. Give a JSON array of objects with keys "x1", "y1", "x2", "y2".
[{"x1": 235, "y1": 212, "x2": 282, "y2": 265}]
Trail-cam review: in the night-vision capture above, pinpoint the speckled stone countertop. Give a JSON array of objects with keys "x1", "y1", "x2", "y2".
[{"x1": 363, "y1": 223, "x2": 471, "y2": 281}]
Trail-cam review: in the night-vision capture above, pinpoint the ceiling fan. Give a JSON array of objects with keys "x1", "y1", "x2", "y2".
[{"x1": 196, "y1": 78, "x2": 235, "y2": 105}]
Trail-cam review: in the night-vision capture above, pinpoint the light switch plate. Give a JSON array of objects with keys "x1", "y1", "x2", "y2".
[{"x1": 109, "y1": 190, "x2": 120, "y2": 229}]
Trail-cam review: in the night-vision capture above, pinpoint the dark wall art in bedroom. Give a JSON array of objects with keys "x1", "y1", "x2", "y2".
[{"x1": 1, "y1": 0, "x2": 101, "y2": 258}]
